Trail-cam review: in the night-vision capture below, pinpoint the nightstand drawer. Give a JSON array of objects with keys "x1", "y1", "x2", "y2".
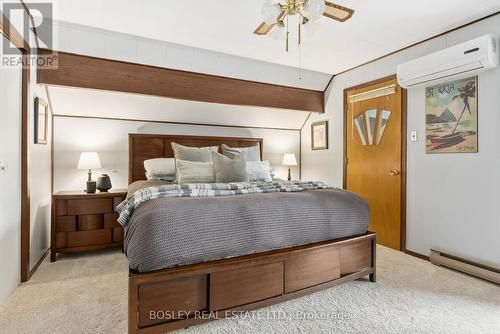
[
  {"x1": 56, "y1": 200, "x2": 67, "y2": 216},
  {"x1": 56, "y1": 232, "x2": 67, "y2": 248},
  {"x1": 67, "y1": 198, "x2": 112, "y2": 215},
  {"x1": 77, "y1": 214, "x2": 104, "y2": 230},
  {"x1": 113, "y1": 227, "x2": 123, "y2": 242},
  {"x1": 56, "y1": 216, "x2": 76, "y2": 232},
  {"x1": 104, "y1": 213, "x2": 120, "y2": 228},
  {"x1": 67, "y1": 229, "x2": 112, "y2": 248},
  {"x1": 113, "y1": 196, "x2": 125, "y2": 210}
]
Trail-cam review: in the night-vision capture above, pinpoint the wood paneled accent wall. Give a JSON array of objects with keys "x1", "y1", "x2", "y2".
[
  {"x1": 129, "y1": 133, "x2": 263, "y2": 183},
  {"x1": 37, "y1": 50, "x2": 325, "y2": 112}
]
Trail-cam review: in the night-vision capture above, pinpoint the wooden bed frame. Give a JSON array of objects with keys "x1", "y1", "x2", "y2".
[
  {"x1": 128, "y1": 133, "x2": 264, "y2": 183},
  {"x1": 127, "y1": 133, "x2": 376, "y2": 334}
]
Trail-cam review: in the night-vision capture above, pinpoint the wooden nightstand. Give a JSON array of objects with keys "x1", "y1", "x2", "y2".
[{"x1": 50, "y1": 189, "x2": 127, "y2": 262}]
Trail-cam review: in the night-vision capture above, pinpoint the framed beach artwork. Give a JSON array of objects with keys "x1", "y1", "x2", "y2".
[
  {"x1": 425, "y1": 76, "x2": 477, "y2": 154},
  {"x1": 311, "y1": 121, "x2": 328, "y2": 150}
]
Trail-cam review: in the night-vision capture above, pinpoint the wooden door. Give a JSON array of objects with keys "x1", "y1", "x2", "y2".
[{"x1": 344, "y1": 77, "x2": 405, "y2": 250}]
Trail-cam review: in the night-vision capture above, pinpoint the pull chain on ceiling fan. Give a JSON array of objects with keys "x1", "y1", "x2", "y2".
[{"x1": 254, "y1": 0, "x2": 354, "y2": 51}]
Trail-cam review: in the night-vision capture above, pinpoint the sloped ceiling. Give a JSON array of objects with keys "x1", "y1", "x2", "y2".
[
  {"x1": 34, "y1": 0, "x2": 500, "y2": 74},
  {"x1": 48, "y1": 86, "x2": 310, "y2": 130},
  {"x1": 51, "y1": 20, "x2": 333, "y2": 91}
]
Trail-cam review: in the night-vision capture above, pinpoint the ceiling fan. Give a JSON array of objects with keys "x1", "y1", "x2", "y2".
[{"x1": 254, "y1": 0, "x2": 355, "y2": 51}]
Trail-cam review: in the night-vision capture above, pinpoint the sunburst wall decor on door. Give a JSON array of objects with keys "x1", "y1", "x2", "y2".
[{"x1": 354, "y1": 109, "x2": 391, "y2": 146}]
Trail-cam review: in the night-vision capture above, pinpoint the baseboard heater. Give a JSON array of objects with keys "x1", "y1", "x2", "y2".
[{"x1": 430, "y1": 249, "x2": 500, "y2": 285}]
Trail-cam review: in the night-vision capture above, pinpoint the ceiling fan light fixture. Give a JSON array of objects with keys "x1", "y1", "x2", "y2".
[
  {"x1": 261, "y1": 0, "x2": 282, "y2": 25},
  {"x1": 254, "y1": 1, "x2": 355, "y2": 52},
  {"x1": 269, "y1": 25, "x2": 286, "y2": 41},
  {"x1": 304, "y1": 0, "x2": 326, "y2": 22}
]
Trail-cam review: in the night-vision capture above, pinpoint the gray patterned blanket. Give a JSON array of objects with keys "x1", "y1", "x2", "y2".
[
  {"x1": 122, "y1": 185, "x2": 370, "y2": 272},
  {"x1": 120, "y1": 180, "x2": 369, "y2": 272},
  {"x1": 117, "y1": 180, "x2": 329, "y2": 229}
]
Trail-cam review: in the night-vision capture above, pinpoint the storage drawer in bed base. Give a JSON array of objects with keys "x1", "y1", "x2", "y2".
[{"x1": 129, "y1": 232, "x2": 376, "y2": 334}]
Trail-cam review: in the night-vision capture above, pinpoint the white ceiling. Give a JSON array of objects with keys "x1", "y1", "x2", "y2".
[
  {"x1": 52, "y1": 20, "x2": 333, "y2": 91},
  {"x1": 36, "y1": 0, "x2": 500, "y2": 74}
]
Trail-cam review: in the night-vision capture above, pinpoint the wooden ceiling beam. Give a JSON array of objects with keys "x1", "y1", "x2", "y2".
[
  {"x1": 0, "y1": 11, "x2": 28, "y2": 50},
  {"x1": 37, "y1": 50, "x2": 324, "y2": 113}
]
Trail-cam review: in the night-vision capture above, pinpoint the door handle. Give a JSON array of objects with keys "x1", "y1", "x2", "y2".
[{"x1": 389, "y1": 169, "x2": 400, "y2": 176}]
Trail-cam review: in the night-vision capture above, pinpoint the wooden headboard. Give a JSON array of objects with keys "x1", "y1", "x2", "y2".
[{"x1": 128, "y1": 133, "x2": 263, "y2": 183}]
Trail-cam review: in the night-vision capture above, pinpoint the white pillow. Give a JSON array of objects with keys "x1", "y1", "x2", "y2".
[
  {"x1": 247, "y1": 160, "x2": 273, "y2": 182},
  {"x1": 144, "y1": 158, "x2": 175, "y2": 175},
  {"x1": 176, "y1": 160, "x2": 215, "y2": 184},
  {"x1": 144, "y1": 158, "x2": 176, "y2": 177}
]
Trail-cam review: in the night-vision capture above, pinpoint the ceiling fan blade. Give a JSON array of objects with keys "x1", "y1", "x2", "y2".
[
  {"x1": 323, "y1": 2, "x2": 354, "y2": 22},
  {"x1": 254, "y1": 22, "x2": 275, "y2": 35},
  {"x1": 254, "y1": 10, "x2": 287, "y2": 35}
]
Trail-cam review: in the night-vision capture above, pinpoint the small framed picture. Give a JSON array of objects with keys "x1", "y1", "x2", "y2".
[
  {"x1": 34, "y1": 97, "x2": 48, "y2": 144},
  {"x1": 311, "y1": 121, "x2": 328, "y2": 150}
]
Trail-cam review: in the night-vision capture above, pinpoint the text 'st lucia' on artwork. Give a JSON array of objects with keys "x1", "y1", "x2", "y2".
[{"x1": 425, "y1": 76, "x2": 478, "y2": 154}]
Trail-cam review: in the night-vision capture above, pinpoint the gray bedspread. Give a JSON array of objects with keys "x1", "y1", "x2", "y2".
[{"x1": 123, "y1": 185, "x2": 369, "y2": 273}]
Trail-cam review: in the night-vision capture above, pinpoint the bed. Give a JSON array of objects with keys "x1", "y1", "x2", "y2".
[{"x1": 125, "y1": 133, "x2": 376, "y2": 334}]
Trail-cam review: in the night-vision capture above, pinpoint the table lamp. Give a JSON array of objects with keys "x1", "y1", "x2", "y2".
[
  {"x1": 282, "y1": 153, "x2": 297, "y2": 181},
  {"x1": 77, "y1": 152, "x2": 102, "y2": 193}
]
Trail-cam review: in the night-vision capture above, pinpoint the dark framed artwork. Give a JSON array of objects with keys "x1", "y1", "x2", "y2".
[
  {"x1": 34, "y1": 96, "x2": 48, "y2": 144},
  {"x1": 311, "y1": 121, "x2": 328, "y2": 150}
]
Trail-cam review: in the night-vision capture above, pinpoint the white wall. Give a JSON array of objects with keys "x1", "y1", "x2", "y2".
[
  {"x1": 0, "y1": 36, "x2": 22, "y2": 304},
  {"x1": 28, "y1": 59, "x2": 52, "y2": 271},
  {"x1": 47, "y1": 86, "x2": 310, "y2": 130},
  {"x1": 301, "y1": 15, "x2": 500, "y2": 267},
  {"x1": 47, "y1": 22, "x2": 312, "y2": 193},
  {"x1": 54, "y1": 117, "x2": 300, "y2": 192},
  {"x1": 0, "y1": 3, "x2": 52, "y2": 302}
]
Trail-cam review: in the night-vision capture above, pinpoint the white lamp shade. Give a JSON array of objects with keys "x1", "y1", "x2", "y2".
[
  {"x1": 77, "y1": 152, "x2": 102, "y2": 170},
  {"x1": 282, "y1": 153, "x2": 297, "y2": 166}
]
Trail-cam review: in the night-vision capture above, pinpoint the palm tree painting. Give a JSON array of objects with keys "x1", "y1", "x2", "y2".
[{"x1": 425, "y1": 76, "x2": 478, "y2": 153}]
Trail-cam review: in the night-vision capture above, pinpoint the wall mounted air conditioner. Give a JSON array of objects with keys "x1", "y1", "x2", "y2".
[{"x1": 397, "y1": 34, "x2": 499, "y2": 88}]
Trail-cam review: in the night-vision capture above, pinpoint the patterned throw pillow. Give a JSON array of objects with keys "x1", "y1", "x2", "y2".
[
  {"x1": 246, "y1": 160, "x2": 273, "y2": 182},
  {"x1": 175, "y1": 160, "x2": 215, "y2": 183}
]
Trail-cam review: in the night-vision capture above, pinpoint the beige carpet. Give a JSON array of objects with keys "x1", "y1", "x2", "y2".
[{"x1": 0, "y1": 246, "x2": 499, "y2": 334}]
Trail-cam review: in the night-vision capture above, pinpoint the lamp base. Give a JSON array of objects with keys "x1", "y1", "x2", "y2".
[
  {"x1": 287, "y1": 168, "x2": 292, "y2": 181},
  {"x1": 85, "y1": 181, "x2": 97, "y2": 194}
]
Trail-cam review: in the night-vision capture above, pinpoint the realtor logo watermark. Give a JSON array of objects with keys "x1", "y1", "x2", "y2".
[{"x1": 1, "y1": 2, "x2": 58, "y2": 69}]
